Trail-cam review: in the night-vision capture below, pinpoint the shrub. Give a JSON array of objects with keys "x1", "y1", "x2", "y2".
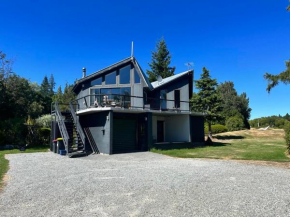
[
  {"x1": 205, "y1": 124, "x2": 228, "y2": 134},
  {"x1": 0, "y1": 118, "x2": 27, "y2": 146},
  {"x1": 284, "y1": 121, "x2": 290, "y2": 154},
  {"x1": 226, "y1": 115, "x2": 245, "y2": 131},
  {"x1": 35, "y1": 114, "x2": 51, "y2": 128},
  {"x1": 26, "y1": 127, "x2": 51, "y2": 147}
]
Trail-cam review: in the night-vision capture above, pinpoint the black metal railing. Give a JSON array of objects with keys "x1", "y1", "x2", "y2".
[
  {"x1": 69, "y1": 102, "x2": 86, "y2": 147},
  {"x1": 54, "y1": 102, "x2": 69, "y2": 153},
  {"x1": 72, "y1": 94, "x2": 193, "y2": 112}
]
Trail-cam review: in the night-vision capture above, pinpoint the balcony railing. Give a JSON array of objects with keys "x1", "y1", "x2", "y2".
[{"x1": 72, "y1": 94, "x2": 193, "y2": 112}]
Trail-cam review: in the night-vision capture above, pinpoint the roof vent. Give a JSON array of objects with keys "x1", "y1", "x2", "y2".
[{"x1": 82, "y1": 67, "x2": 86, "y2": 78}]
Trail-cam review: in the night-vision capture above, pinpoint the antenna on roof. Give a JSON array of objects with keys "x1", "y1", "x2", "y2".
[
  {"x1": 185, "y1": 62, "x2": 194, "y2": 70},
  {"x1": 157, "y1": 75, "x2": 162, "y2": 84},
  {"x1": 131, "y1": 41, "x2": 134, "y2": 57}
]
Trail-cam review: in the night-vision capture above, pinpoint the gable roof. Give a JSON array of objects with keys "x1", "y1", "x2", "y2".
[
  {"x1": 151, "y1": 70, "x2": 193, "y2": 89},
  {"x1": 72, "y1": 57, "x2": 153, "y2": 91},
  {"x1": 132, "y1": 58, "x2": 153, "y2": 90}
]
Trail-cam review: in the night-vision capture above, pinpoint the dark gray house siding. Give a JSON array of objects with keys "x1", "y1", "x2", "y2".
[
  {"x1": 79, "y1": 111, "x2": 112, "y2": 154},
  {"x1": 147, "y1": 72, "x2": 193, "y2": 111}
]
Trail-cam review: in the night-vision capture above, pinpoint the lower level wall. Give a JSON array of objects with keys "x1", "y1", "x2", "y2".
[
  {"x1": 152, "y1": 115, "x2": 190, "y2": 142},
  {"x1": 165, "y1": 115, "x2": 190, "y2": 142},
  {"x1": 190, "y1": 116, "x2": 205, "y2": 143},
  {"x1": 79, "y1": 111, "x2": 112, "y2": 154}
]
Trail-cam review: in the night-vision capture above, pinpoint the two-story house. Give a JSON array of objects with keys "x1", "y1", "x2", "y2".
[{"x1": 51, "y1": 56, "x2": 204, "y2": 156}]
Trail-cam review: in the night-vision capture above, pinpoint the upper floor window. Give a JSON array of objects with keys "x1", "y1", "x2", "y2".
[
  {"x1": 105, "y1": 71, "x2": 116, "y2": 85},
  {"x1": 174, "y1": 89, "x2": 180, "y2": 108},
  {"x1": 119, "y1": 65, "x2": 131, "y2": 84},
  {"x1": 160, "y1": 90, "x2": 167, "y2": 110},
  {"x1": 134, "y1": 69, "x2": 141, "y2": 83},
  {"x1": 91, "y1": 77, "x2": 102, "y2": 86}
]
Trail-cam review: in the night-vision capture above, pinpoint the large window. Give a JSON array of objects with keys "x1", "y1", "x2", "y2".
[
  {"x1": 119, "y1": 65, "x2": 131, "y2": 84},
  {"x1": 134, "y1": 69, "x2": 141, "y2": 83},
  {"x1": 90, "y1": 89, "x2": 100, "y2": 106},
  {"x1": 105, "y1": 71, "x2": 116, "y2": 85},
  {"x1": 91, "y1": 77, "x2": 102, "y2": 86},
  {"x1": 90, "y1": 87, "x2": 131, "y2": 108}
]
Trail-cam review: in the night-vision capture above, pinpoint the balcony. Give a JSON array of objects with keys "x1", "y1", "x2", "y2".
[{"x1": 72, "y1": 94, "x2": 200, "y2": 116}]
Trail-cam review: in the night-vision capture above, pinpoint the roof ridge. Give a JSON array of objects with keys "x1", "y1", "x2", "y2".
[
  {"x1": 77, "y1": 56, "x2": 132, "y2": 82},
  {"x1": 151, "y1": 70, "x2": 193, "y2": 89}
]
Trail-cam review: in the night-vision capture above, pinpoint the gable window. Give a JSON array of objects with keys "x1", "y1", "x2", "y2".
[
  {"x1": 174, "y1": 89, "x2": 180, "y2": 109},
  {"x1": 105, "y1": 71, "x2": 116, "y2": 85},
  {"x1": 91, "y1": 77, "x2": 102, "y2": 86},
  {"x1": 134, "y1": 69, "x2": 141, "y2": 83},
  {"x1": 119, "y1": 65, "x2": 131, "y2": 84}
]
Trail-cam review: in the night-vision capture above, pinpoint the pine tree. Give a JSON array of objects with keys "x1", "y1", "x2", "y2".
[
  {"x1": 191, "y1": 67, "x2": 222, "y2": 137},
  {"x1": 147, "y1": 38, "x2": 175, "y2": 82},
  {"x1": 40, "y1": 76, "x2": 50, "y2": 97},
  {"x1": 40, "y1": 76, "x2": 52, "y2": 113},
  {"x1": 49, "y1": 74, "x2": 55, "y2": 97}
]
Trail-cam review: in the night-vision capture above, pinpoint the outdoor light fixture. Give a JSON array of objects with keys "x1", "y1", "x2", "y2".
[
  {"x1": 145, "y1": 117, "x2": 147, "y2": 121},
  {"x1": 106, "y1": 116, "x2": 109, "y2": 121}
]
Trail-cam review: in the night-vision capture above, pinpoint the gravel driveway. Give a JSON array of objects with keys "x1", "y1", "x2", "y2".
[{"x1": 0, "y1": 152, "x2": 290, "y2": 217}]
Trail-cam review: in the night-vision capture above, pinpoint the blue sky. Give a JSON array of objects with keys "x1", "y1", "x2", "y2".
[{"x1": 0, "y1": 0, "x2": 289, "y2": 119}]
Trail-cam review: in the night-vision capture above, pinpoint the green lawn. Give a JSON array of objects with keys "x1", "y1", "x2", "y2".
[
  {"x1": 0, "y1": 145, "x2": 49, "y2": 189},
  {"x1": 151, "y1": 129, "x2": 290, "y2": 162}
]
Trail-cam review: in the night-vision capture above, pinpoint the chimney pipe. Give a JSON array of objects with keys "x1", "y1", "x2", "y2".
[{"x1": 82, "y1": 67, "x2": 86, "y2": 78}]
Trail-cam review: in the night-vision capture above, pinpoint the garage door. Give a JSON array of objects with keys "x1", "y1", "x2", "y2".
[{"x1": 113, "y1": 118, "x2": 137, "y2": 154}]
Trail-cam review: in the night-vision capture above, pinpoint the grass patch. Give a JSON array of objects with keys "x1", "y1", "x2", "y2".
[
  {"x1": 151, "y1": 129, "x2": 290, "y2": 162},
  {"x1": 0, "y1": 145, "x2": 49, "y2": 190}
]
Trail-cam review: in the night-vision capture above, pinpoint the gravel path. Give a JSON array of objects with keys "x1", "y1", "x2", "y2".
[{"x1": 1, "y1": 152, "x2": 290, "y2": 217}]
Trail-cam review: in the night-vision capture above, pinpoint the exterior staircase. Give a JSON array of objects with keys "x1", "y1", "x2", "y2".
[{"x1": 52, "y1": 102, "x2": 99, "y2": 157}]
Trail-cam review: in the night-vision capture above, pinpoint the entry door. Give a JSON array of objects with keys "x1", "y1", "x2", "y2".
[{"x1": 157, "y1": 121, "x2": 164, "y2": 142}]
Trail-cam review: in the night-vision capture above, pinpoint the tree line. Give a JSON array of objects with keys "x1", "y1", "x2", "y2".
[
  {"x1": 249, "y1": 114, "x2": 290, "y2": 129},
  {"x1": 0, "y1": 52, "x2": 75, "y2": 146}
]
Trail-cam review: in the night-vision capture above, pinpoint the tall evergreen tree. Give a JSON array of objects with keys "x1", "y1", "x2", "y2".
[
  {"x1": 147, "y1": 38, "x2": 175, "y2": 82},
  {"x1": 40, "y1": 75, "x2": 52, "y2": 113},
  {"x1": 40, "y1": 76, "x2": 50, "y2": 97},
  {"x1": 191, "y1": 67, "x2": 222, "y2": 137},
  {"x1": 49, "y1": 74, "x2": 55, "y2": 97}
]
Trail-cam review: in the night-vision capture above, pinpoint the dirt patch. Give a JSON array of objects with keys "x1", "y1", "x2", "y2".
[
  {"x1": 216, "y1": 129, "x2": 285, "y2": 139},
  {"x1": 3, "y1": 174, "x2": 10, "y2": 182},
  {"x1": 0, "y1": 175, "x2": 9, "y2": 193}
]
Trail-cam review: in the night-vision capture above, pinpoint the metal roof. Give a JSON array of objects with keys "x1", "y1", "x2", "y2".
[{"x1": 151, "y1": 70, "x2": 193, "y2": 89}]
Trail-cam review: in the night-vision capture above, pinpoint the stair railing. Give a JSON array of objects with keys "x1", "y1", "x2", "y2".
[
  {"x1": 55, "y1": 102, "x2": 70, "y2": 153},
  {"x1": 69, "y1": 102, "x2": 86, "y2": 148},
  {"x1": 84, "y1": 128, "x2": 99, "y2": 154}
]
